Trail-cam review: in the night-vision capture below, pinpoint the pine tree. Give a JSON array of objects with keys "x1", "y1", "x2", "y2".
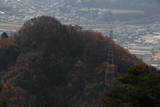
[{"x1": 103, "y1": 65, "x2": 160, "y2": 107}]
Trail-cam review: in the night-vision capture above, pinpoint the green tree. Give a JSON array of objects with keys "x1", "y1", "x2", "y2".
[
  {"x1": 1, "y1": 32, "x2": 8, "y2": 39},
  {"x1": 103, "y1": 64, "x2": 160, "y2": 107}
]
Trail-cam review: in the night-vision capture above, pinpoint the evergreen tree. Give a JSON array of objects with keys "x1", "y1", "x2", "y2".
[
  {"x1": 103, "y1": 64, "x2": 160, "y2": 107},
  {"x1": 1, "y1": 32, "x2": 8, "y2": 39}
]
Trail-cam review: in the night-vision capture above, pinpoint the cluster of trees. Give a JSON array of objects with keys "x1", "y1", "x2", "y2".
[
  {"x1": 0, "y1": 16, "x2": 145, "y2": 107},
  {"x1": 0, "y1": 37, "x2": 19, "y2": 71},
  {"x1": 0, "y1": 32, "x2": 8, "y2": 39},
  {"x1": 103, "y1": 64, "x2": 160, "y2": 107}
]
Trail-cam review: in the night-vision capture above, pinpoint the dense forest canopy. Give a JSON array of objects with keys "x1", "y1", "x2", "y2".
[
  {"x1": 0, "y1": 16, "x2": 147, "y2": 107},
  {"x1": 103, "y1": 64, "x2": 160, "y2": 107}
]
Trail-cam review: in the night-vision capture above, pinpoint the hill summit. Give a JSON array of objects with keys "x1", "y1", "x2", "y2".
[{"x1": 1, "y1": 16, "x2": 143, "y2": 107}]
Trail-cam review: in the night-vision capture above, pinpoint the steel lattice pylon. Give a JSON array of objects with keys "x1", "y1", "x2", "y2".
[{"x1": 104, "y1": 29, "x2": 118, "y2": 88}]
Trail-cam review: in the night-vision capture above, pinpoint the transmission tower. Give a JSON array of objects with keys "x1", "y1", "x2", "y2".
[{"x1": 104, "y1": 22, "x2": 118, "y2": 89}]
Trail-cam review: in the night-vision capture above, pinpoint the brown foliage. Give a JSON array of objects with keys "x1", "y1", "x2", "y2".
[
  {"x1": 0, "y1": 16, "x2": 144, "y2": 107},
  {"x1": 0, "y1": 38, "x2": 16, "y2": 48},
  {"x1": 0, "y1": 38, "x2": 19, "y2": 71}
]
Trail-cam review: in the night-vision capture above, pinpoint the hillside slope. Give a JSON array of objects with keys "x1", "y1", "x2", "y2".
[{"x1": 0, "y1": 16, "x2": 144, "y2": 107}]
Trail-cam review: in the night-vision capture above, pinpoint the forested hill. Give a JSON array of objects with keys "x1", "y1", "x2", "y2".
[{"x1": 0, "y1": 16, "x2": 144, "y2": 107}]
